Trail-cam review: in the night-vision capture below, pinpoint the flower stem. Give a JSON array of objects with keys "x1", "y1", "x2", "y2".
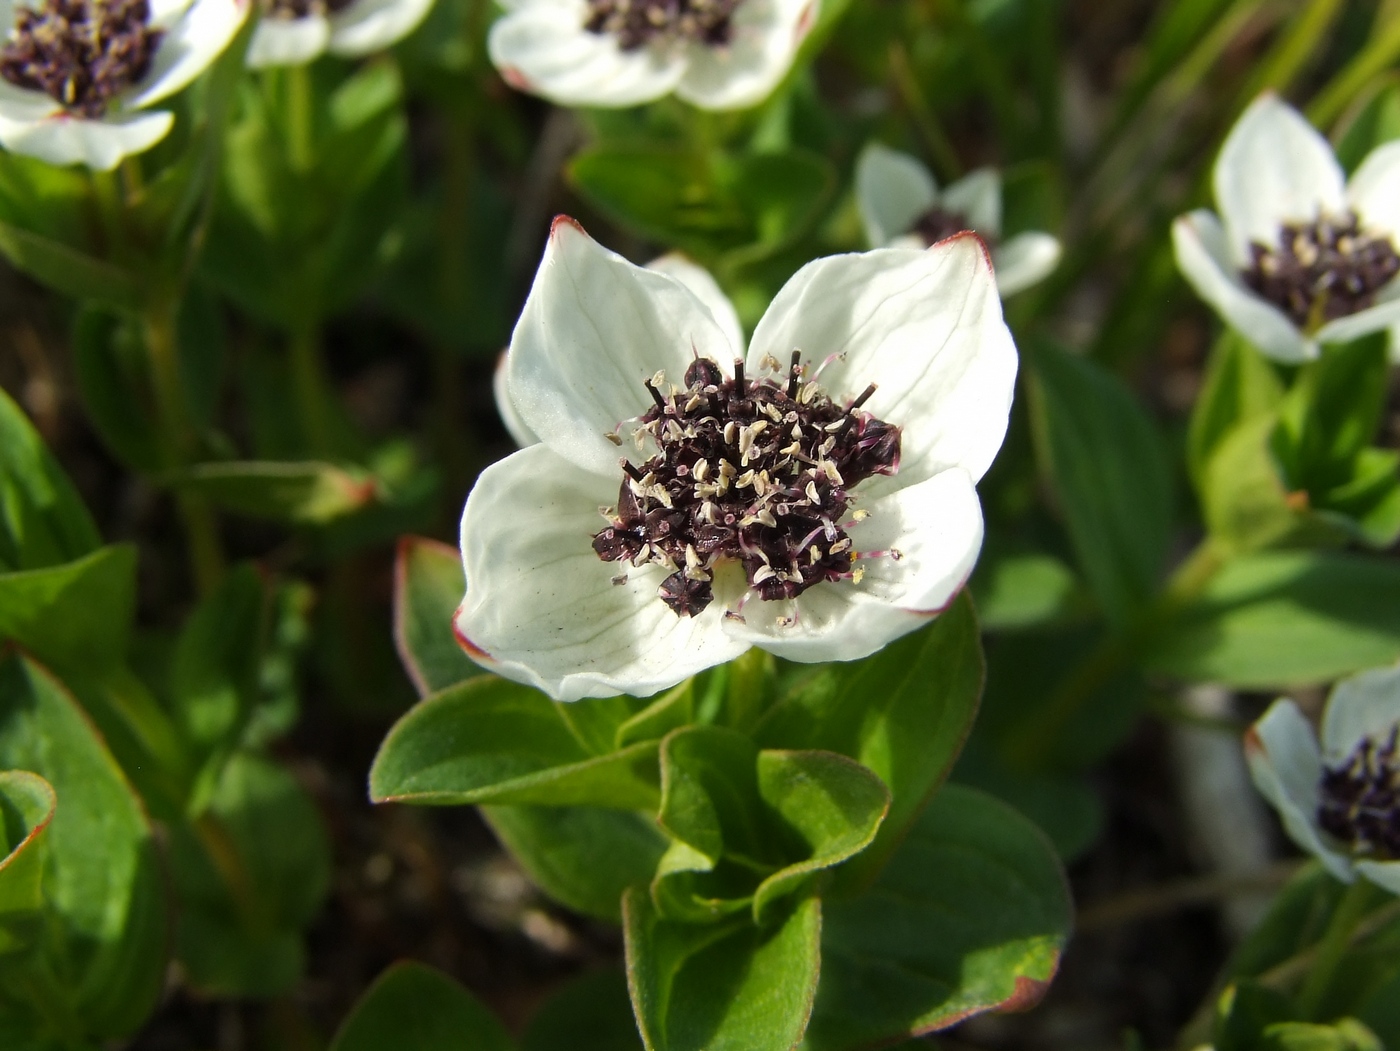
[
  {"x1": 285, "y1": 62, "x2": 316, "y2": 173},
  {"x1": 1298, "y1": 877, "x2": 1376, "y2": 1020},
  {"x1": 289, "y1": 321, "x2": 333, "y2": 457}
]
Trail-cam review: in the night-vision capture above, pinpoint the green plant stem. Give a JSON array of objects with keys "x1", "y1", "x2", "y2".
[
  {"x1": 1003, "y1": 540, "x2": 1226, "y2": 768},
  {"x1": 1298, "y1": 877, "x2": 1377, "y2": 1019},
  {"x1": 145, "y1": 297, "x2": 226, "y2": 596},
  {"x1": 1239, "y1": 0, "x2": 1345, "y2": 102},
  {"x1": 1307, "y1": 12, "x2": 1400, "y2": 126},
  {"x1": 285, "y1": 62, "x2": 315, "y2": 173},
  {"x1": 886, "y1": 43, "x2": 961, "y2": 182},
  {"x1": 289, "y1": 322, "x2": 333, "y2": 457}
]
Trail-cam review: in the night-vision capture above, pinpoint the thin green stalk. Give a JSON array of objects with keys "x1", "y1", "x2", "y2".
[
  {"x1": 1238, "y1": 0, "x2": 1346, "y2": 104},
  {"x1": 887, "y1": 42, "x2": 962, "y2": 182},
  {"x1": 1298, "y1": 878, "x2": 1377, "y2": 1019},
  {"x1": 284, "y1": 62, "x2": 315, "y2": 173},
  {"x1": 1307, "y1": 12, "x2": 1400, "y2": 126},
  {"x1": 289, "y1": 322, "x2": 334, "y2": 457}
]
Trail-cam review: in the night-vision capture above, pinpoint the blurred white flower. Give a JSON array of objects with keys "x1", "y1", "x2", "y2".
[
  {"x1": 456, "y1": 216, "x2": 1017, "y2": 701},
  {"x1": 493, "y1": 251, "x2": 743, "y2": 448},
  {"x1": 1246, "y1": 662, "x2": 1400, "y2": 894},
  {"x1": 486, "y1": 0, "x2": 815, "y2": 110},
  {"x1": 854, "y1": 142, "x2": 1061, "y2": 298},
  {"x1": 246, "y1": 0, "x2": 432, "y2": 66},
  {"x1": 0, "y1": 0, "x2": 246, "y2": 169},
  {"x1": 1173, "y1": 94, "x2": 1400, "y2": 364}
]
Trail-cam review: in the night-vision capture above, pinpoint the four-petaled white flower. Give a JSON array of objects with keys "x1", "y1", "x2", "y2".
[
  {"x1": 456, "y1": 216, "x2": 1017, "y2": 702},
  {"x1": 0, "y1": 0, "x2": 246, "y2": 169},
  {"x1": 1173, "y1": 94, "x2": 1400, "y2": 364},
  {"x1": 1246, "y1": 662, "x2": 1400, "y2": 895},
  {"x1": 486, "y1": 0, "x2": 815, "y2": 110},
  {"x1": 854, "y1": 142, "x2": 1061, "y2": 298},
  {"x1": 246, "y1": 0, "x2": 432, "y2": 68}
]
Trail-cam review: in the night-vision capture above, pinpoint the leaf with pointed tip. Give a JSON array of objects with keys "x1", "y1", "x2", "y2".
[
  {"x1": 332, "y1": 961, "x2": 515, "y2": 1051},
  {"x1": 370, "y1": 676, "x2": 660, "y2": 810},
  {"x1": 393, "y1": 535, "x2": 481, "y2": 697},
  {"x1": 0, "y1": 546, "x2": 136, "y2": 675},
  {"x1": 801, "y1": 785, "x2": 1071, "y2": 1050},
  {"x1": 0, "y1": 770, "x2": 55, "y2": 954},
  {"x1": 482, "y1": 805, "x2": 667, "y2": 922},
  {"x1": 170, "y1": 461, "x2": 379, "y2": 525},
  {"x1": 624, "y1": 889, "x2": 821, "y2": 1051},
  {"x1": 0, "y1": 653, "x2": 166, "y2": 1038}
]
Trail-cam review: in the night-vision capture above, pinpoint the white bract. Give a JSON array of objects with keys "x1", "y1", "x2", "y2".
[
  {"x1": 486, "y1": 0, "x2": 814, "y2": 110},
  {"x1": 0, "y1": 0, "x2": 246, "y2": 169},
  {"x1": 854, "y1": 142, "x2": 1061, "y2": 298},
  {"x1": 1246, "y1": 663, "x2": 1400, "y2": 894},
  {"x1": 1173, "y1": 94, "x2": 1400, "y2": 364},
  {"x1": 457, "y1": 216, "x2": 1017, "y2": 702},
  {"x1": 246, "y1": 0, "x2": 433, "y2": 68}
]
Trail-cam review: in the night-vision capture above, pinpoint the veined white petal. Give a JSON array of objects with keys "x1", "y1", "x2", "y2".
[
  {"x1": 1348, "y1": 140, "x2": 1400, "y2": 237},
  {"x1": 128, "y1": 0, "x2": 247, "y2": 107},
  {"x1": 0, "y1": 109, "x2": 173, "y2": 170},
  {"x1": 1314, "y1": 293, "x2": 1400, "y2": 349},
  {"x1": 1172, "y1": 210, "x2": 1314, "y2": 363},
  {"x1": 493, "y1": 351, "x2": 540, "y2": 448},
  {"x1": 674, "y1": 0, "x2": 814, "y2": 111},
  {"x1": 245, "y1": 14, "x2": 332, "y2": 68},
  {"x1": 992, "y1": 231, "x2": 1060, "y2": 296},
  {"x1": 488, "y1": 0, "x2": 686, "y2": 108},
  {"x1": 1355, "y1": 860, "x2": 1400, "y2": 896},
  {"x1": 149, "y1": 0, "x2": 196, "y2": 28},
  {"x1": 720, "y1": 466, "x2": 982, "y2": 662},
  {"x1": 456, "y1": 444, "x2": 748, "y2": 702},
  {"x1": 1245, "y1": 699, "x2": 1354, "y2": 883},
  {"x1": 328, "y1": 0, "x2": 435, "y2": 56},
  {"x1": 941, "y1": 167, "x2": 1000, "y2": 237},
  {"x1": 0, "y1": 80, "x2": 63, "y2": 123},
  {"x1": 1319, "y1": 662, "x2": 1400, "y2": 763},
  {"x1": 645, "y1": 252, "x2": 744, "y2": 357},
  {"x1": 853, "y1": 142, "x2": 939, "y2": 248},
  {"x1": 1215, "y1": 94, "x2": 1346, "y2": 265},
  {"x1": 507, "y1": 217, "x2": 733, "y2": 476},
  {"x1": 745, "y1": 235, "x2": 1016, "y2": 486}
]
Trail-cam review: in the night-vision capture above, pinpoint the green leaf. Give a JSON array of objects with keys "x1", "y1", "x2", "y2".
[
  {"x1": 1148, "y1": 551, "x2": 1400, "y2": 687},
  {"x1": 0, "y1": 546, "x2": 137, "y2": 675},
  {"x1": 482, "y1": 805, "x2": 667, "y2": 922},
  {"x1": 1335, "y1": 83, "x2": 1400, "y2": 172},
  {"x1": 524, "y1": 968, "x2": 643, "y2": 1051},
  {"x1": 0, "y1": 770, "x2": 55, "y2": 954},
  {"x1": 168, "y1": 751, "x2": 330, "y2": 997},
  {"x1": 970, "y1": 551, "x2": 1084, "y2": 632},
  {"x1": 70, "y1": 308, "x2": 164, "y2": 474},
  {"x1": 1201, "y1": 416, "x2": 1321, "y2": 553},
  {"x1": 370, "y1": 676, "x2": 660, "y2": 809},
  {"x1": 0, "y1": 653, "x2": 166, "y2": 1038},
  {"x1": 802, "y1": 785, "x2": 1071, "y2": 1050},
  {"x1": 757, "y1": 593, "x2": 983, "y2": 886},
  {"x1": 1188, "y1": 331, "x2": 1285, "y2": 488},
  {"x1": 624, "y1": 889, "x2": 821, "y2": 1051},
  {"x1": 332, "y1": 961, "x2": 515, "y2": 1051},
  {"x1": 1027, "y1": 342, "x2": 1173, "y2": 627},
  {"x1": 1262, "y1": 1020, "x2": 1382, "y2": 1051},
  {"x1": 0, "y1": 387, "x2": 100, "y2": 572},
  {"x1": 169, "y1": 461, "x2": 380, "y2": 525},
  {"x1": 0, "y1": 219, "x2": 139, "y2": 309},
  {"x1": 393, "y1": 535, "x2": 479, "y2": 696}
]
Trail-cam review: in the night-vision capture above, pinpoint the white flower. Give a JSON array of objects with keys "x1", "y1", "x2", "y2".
[
  {"x1": 455, "y1": 215, "x2": 1017, "y2": 701},
  {"x1": 1245, "y1": 662, "x2": 1400, "y2": 894},
  {"x1": 1173, "y1": 94, "x2": 1400, "y2": 364},
  {"x1": 0, "y1": 0, "x2": 247, "y2": 169},
  {"x1": 245, "y1": 0, "x2": 433, "y2": 67},
  {"x1": 493, "y1": 251, "x2": 743, "y2": 448},
  {"x1": 486, "y1": 0, "x2": 815, "y2": 111},
  {"x1": 854, "y1": 142, "x2": 1061, "y2": 298}
]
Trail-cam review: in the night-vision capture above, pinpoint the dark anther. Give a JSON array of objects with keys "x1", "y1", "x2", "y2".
[
  {"x1": 644, "y1": 378, "x2": 669, "y2": 412},
  {"x1": 912, "y1": 206, "x2": 981, "y2": 247},
  {"x1": 263, "y1": 0, "x2": 355, "y2": 17},
  {"x1": 583, "y1": 0, "x2": 743, "y2": 51},
  {"x1": 787, "y1": 350, "x2": 802, "y2": 398},
  {"x1": 592, "y1": 353, "x2": 900, "y2": 617},
  {"x1": 1317, "y1": 725, "x2": 1400, "y2": 861},
  {"x1": 1243, "y1": 211, "x2": 1400, "y2": 329},
  {"x1": 849, "y1": 384, "x2": 877, "y2": 411},
  {"x1": 0, "y1": 0, "x2": 164, "y2": 117}
]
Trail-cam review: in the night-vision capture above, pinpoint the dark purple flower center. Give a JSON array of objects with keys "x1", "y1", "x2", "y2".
[
  {"x1": 0, "y1": 0, "x2": 162, "y2": 118},
  {"x1": 1318, "y1": 725, "x2": 1400, "y2": 861},
  {"x1": 262, "y1": 0, "x2": 355, "y2": 20},
  {"x1": 582, "y1": 0, "x2": 742, "y2": 51},
  {"x1": 1242, "y1": 212, "x2": 1400, "y2": 330},
  {"x1": 592, "y1": 353, "x2": 901, "y2": 618},
  {"x1": 910, "y1": 205, "x2": 978, "y2": 248}
]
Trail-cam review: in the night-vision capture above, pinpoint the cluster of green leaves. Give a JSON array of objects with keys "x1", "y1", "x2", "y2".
[
  {"x1": 0, "y1": 390, "x2": 330, "y2": 1047},
  {"x1": 378, "y1": 538, "x2": 1072, "y2": 1050}
]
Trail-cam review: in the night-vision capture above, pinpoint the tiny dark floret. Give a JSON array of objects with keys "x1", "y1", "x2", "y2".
[
  {"x1": 582, "y1": 0, "x2": 743, "y2": 51},
  {"x1": 262, "y1": 0, "x2": 355, "y2": 21},
  {"x1": 1242, "y1": 211, "x2": 1400, "y2": 330},
  {"x1": 0, "y1": 0, "x2": 163, "y2": 118},
  {"x1": 911, "y1": 205, "x2": 977, "y2": 248},
  {"x1": 1318, "y1": 724, "x2": 1400, "y2": 861},
  {"x1": 592, "y1": 353, "x2": 901, "y2": 617}
]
